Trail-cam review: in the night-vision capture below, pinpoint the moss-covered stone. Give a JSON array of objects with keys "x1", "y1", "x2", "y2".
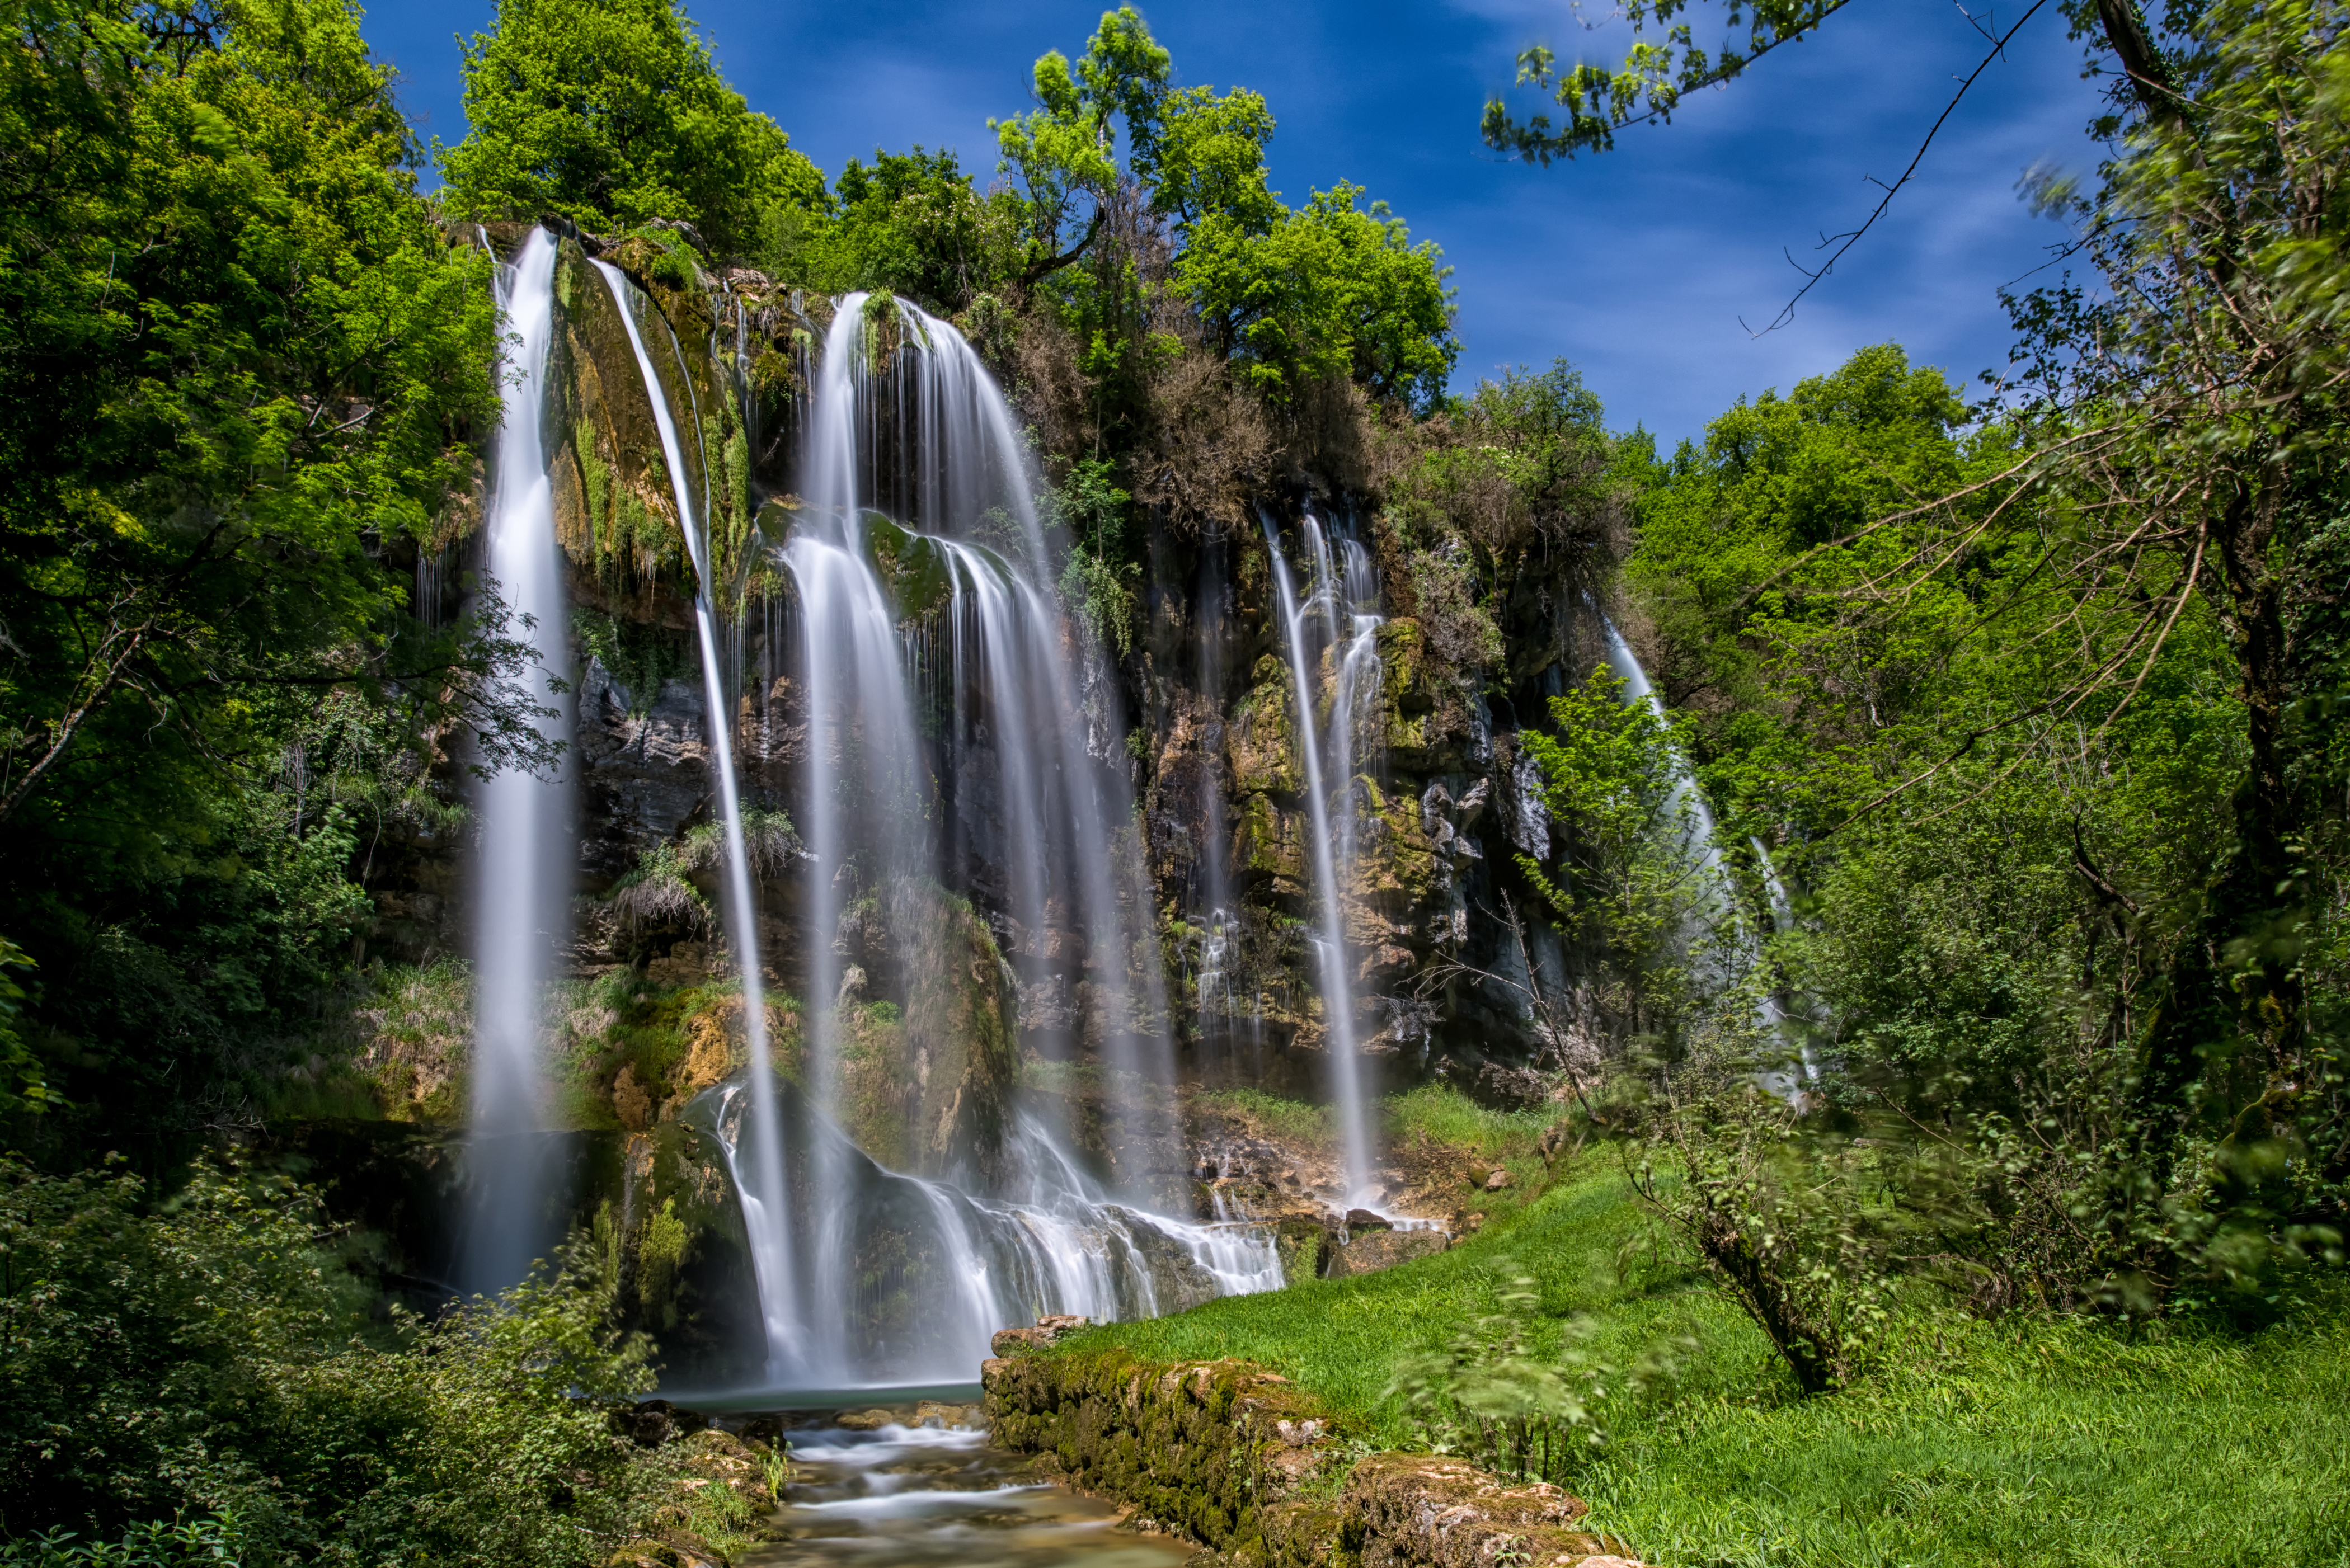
[
  {"x1": 1237, "y1": 792, "x2": 1307, "y2": 892},
  {"x1": 983, "y1": 1352, "x2": 1637, "y2": 1567},
  {"x1": 982, "y1": 1349, "x2": 1340, "y2": 1557},
  {"x1": 862, "y1": 513, "x2": 955, "y2": 624},
  {"x1": 1342, "y1": 1453, "x2": 1623, "y2": 1568},
  {"x1": 833, "y1": 880, "x2": 1019, "y2": 1179},
  {"x1": 1346, "y1": 777, "x2": 1442, "y2": 922},
  {"x1": 1229, "y1": 658, "x2": 1303, "y2": 796},
  {"x1": 543, "y1": 236, "x2": 770, "y2": 601}
]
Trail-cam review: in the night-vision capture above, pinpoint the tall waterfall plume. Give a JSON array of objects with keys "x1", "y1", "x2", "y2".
[
  {"x1": 1601, "y1": 618, "x2": 1813, "y2": 1093},
  {"x1": 724, "y1": 289, "x2": 1267, "y2": 1384},
  {"x1": 459, "y1": 228, "x2": 571, "y2": 1296},
  {"x1": 791, "y1": 294, "x2": 1178, "y2": 1201}
]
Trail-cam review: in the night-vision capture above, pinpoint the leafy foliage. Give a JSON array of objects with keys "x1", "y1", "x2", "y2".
[
  {"x1": 1177, "y1": 181, "x2": 1456, "y2": 409},
  {"x1": 1388, "y1": 1259, "x2": 1689, "y2": 1484},
  {"x1": 441, "y1": 0, "x2": 825, "y2": 260},
  {"x1": 0, "y1": 1158, "x2": 660, "y2": 1565},
  {"x1": 784, "y1": 147, "x2": 1019, "y2": 310},
  {"x1": 1516, "y1": 666, "x2": 1719, "y2": 1046},
  {"x1": 1049, "y1": 458, "x2": 1140, "y2": 658},
  {"x1": 0, "y1": 0, "x2": 549, "y2": 1151},
  {"x1": 1482, "y1": 0, "x2": 1853, "y2": 164}
]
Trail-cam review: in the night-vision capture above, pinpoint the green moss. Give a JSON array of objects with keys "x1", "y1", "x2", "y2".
[
  {"x1": 573, "y1": 417, "x2": 610, "y2": 547},
  {"x1": 1229, "y1": 665, "x2": 1303, "y2": 795},
  {"x1": 549, "y1": 972, "x2": 731, "y2": 1129},
  {"x1": 1193, "y1": 1086, "x2": 1333, "y2": 1148},
  {"x1": 862, "y1": 512, "x2": 954, "y2": 621},
  {"x1": 984, "y1": 1349, "x2": 1342, "y2": 1558},
  {"x1": 345, "y1": 959, "x2": 472, "y2": 1122},
  {"x1": 576, "y1": 608, "x2": 685, "y2": 714},
  {"x1": 1238, "y1": 792, "x2": 1299, "y2": 882}
]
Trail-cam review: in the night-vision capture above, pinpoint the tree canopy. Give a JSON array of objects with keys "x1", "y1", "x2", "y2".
[
  {"x1": 441, "y1": 0, "x2": 824, "y2": 259},
  {"x1": 0, "y1": 0, "x2": 551, "y2": 1137}
]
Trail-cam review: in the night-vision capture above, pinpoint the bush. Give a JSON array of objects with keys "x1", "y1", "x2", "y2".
[{"x1": 0, "y1": 1159, "x2": 659, "y2": 1566}]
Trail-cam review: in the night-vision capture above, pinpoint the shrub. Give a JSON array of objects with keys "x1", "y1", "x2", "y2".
[{"x1": 0, "y1": 1159, "x2": 659, "y2": 1566}]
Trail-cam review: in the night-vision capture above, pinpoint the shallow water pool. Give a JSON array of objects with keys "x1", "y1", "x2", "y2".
[{"x1": 741, "y1": 1423, "x2": 1192, "y2": 1568}]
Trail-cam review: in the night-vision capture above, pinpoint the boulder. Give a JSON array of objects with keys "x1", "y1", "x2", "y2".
[
  {"x1": 1325, "y1": 1227, "x2": 1450, "y2": 1279},
  {"x1": 1345, "y1": 1208, "x2": 1392, "y2": 1231},
  {"x1": 913, "y1": 1400, "x2": 986, "y2": 1431},
  {"x1": 834, "y1": 1408, "x2": 895, "y2": 1431},
  {"x1": 1342, "y1": 1452, "x2": 1634, "y2": 1568},
  {"x1": 617, "y1": 1398, "x2": 707, "y2": 1447},
  {"x1": 1484, "y1": 1167, "x2": 1515, "y2": 1191},
  {"x1": 989, "y1": 1312, "x2": 1089, "y2": 1356}
]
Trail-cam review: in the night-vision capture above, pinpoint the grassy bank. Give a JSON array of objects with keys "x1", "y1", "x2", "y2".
[{"x1": 1081, "y1": 1094, "x2": 2350, "y2": 1568}]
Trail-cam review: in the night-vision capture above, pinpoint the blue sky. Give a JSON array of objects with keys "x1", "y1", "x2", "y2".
[{"x1": 361, "y1": 0, "x2": 2108, "y2": 444}]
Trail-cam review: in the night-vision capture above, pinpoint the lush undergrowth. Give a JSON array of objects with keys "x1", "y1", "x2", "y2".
[{"x1": 1085, "y1": 1128, "x2": 2350, "y2": 1567}]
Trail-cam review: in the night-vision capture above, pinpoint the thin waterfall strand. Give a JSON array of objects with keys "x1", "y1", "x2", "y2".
[
  {"x1": 1263, "y1": 514, "x2": 1375, "y2": 1205},
  {"x1": 593, "y1": 258, "x2": 801, "y2": 1375}
]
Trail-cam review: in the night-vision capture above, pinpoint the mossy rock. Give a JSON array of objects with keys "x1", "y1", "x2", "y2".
[
  {"x1": 833, "y1": 880, "x2": 1018, "y2": 1179},
  {"x1": 1229, "y1": 659, "x2": 1303, "y2": 795},
  {"x1": 546, "y1": 240, "x2": 694, "y2": 592},
  {"x1": 1345, "y1": 776, "x2": 1441, "y2": 913},
  {"x1": 544, "y1": 236, "x2": 760, "y2": 597},
  {"x1": 861, "y1": 513, "x2": 955, "y2": 624},
  {"x1": 1237, "y1": 792, "x2": 1306, "y2": 891},
  {"x1": 983, "y1": 1349, "x2": 1340, "y2": 1556}
]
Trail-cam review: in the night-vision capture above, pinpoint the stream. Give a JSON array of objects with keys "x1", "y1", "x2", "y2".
[{"x1": 744, "y1": 1422, "x2": 1191, "y2": 1568}]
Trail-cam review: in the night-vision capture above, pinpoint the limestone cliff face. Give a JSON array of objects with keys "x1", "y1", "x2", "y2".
[
  {"x1": 1134, "y1": 516, "x2": 1595, "y2": 1092},
  {"x1": 368, "y1": 230, "x2": 1595, "y2": 1145}
]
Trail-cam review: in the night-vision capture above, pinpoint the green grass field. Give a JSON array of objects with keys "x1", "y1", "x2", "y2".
[{"x1": 1084, "y1": 1096, "x2": 2350, "y2": 1567}]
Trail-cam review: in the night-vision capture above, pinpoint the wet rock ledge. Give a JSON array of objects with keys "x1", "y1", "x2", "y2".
[{"x1": 980, "y1": 1348, "x2": 1646, "y2": 1568}]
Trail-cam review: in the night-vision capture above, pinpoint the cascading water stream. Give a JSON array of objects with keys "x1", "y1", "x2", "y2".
[
  {"x1": 595, "y1": 287, "x2": 1272, "y2": 1387},
  {"x1": 460, "y1": 228, "x2": 570, "y2": 1296},
  {"x1": 1262, "y1": 510, "x2": 1378, "y2": 1207},
  {"x1": 1599, "y1": 619, "x2": 1735, "y2": 907},
  {"x1": 1751, "y1": 838, "x2": 1820, "y2": 1085},
  {"x1": 591, "y1": 258, "x2": 802, "y2": 1375},
  {"x1": 793, "y1": 294, "x2": 1177, "y2": 1204},
  {"x1": 1599, "y1": 616, "x2": 1812, "y2": 1091}
]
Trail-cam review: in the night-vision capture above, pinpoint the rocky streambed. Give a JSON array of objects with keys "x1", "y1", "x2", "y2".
[{"x1": 747, "y1": 1420, "x2": 1190, "y2": 1568}]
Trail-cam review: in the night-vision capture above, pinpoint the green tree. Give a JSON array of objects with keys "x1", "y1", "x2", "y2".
[
  {"x1": 1517, "y1": 667, "x2": 1719, "y2": 1043},
  {"x1": 1177, "y1": 181, "x2": 1457, "y2": 408},
  {"x1": 441, "y1": 0, "x2": 825, "y2": 260},
  {"x1": 0, "y1": 0, "x2": 531, "y2": 1149},
  {"x1": 1502, "y1": 0, "x2": 2350, "y2": 1209},
  {"x1": 787, "y1": 147, "x2": 1021, "y2": 311},
  {"x1": 991, "y1": 9, "x2": 1458, "y2": 409},
  {"x1": 990, "y1": 5, "x2": 1171, "y2": 282}
]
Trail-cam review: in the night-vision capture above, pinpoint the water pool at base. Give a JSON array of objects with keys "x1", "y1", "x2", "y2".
[{"x1": 744, "y1": 1424, "x2": 1191, "y2": 1568}]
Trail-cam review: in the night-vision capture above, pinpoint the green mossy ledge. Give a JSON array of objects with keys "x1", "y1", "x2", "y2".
[{"x1": 980, "y1": 1349, "x2": 1647, "y2": 1568}]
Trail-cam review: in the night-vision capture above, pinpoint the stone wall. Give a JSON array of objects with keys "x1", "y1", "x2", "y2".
[{"x1": 980, "y1": 1349, "x2": 1645, "y2": 1568}]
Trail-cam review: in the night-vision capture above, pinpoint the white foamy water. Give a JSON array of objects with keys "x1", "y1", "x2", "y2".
[{"x1": 459, "y1": 228, "x2": 571, "y2": 1295}]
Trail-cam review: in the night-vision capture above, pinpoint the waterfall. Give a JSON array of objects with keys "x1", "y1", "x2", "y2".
[
  {"x1": 1598, "y1": 619, "x2": 1737, "y2": 906},
  {"x1": 1190, "y1": 541, "x2": 1249, "y2": 1066},
  {"x1": 1597, "y1": 617, "x2": 1812, "y2": 1090},
  {"x1": 1263, "y1": 507, "x2": 1381, "y2": 1208},
  {"x1": 1751, "y1": 838, "x2": 1821, "y2": 1085},
  {"x1": 793, "y1": 294, "x2": 1177, "y2": 1203},
  {"x1": 591, "y1": 259, "x2": 802, "y2": 1375},
  {"x1": 723, "y1": 290, "x2": 1268, "y2": 1385},
  {"x1": 459, "y1": 228, "x2": 570, "y2": 1296}
]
